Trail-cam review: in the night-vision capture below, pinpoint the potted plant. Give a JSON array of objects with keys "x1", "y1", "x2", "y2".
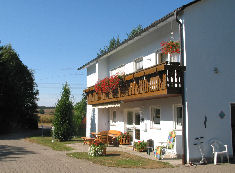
[
  {"x1": 118, "y1": 132, "x2": 131, "y2": 145},
  {"x1": 94, "y1": 74, "x2": 124, "y2": 95},
  {"x1": 160, "y1": 41, "x2": 180, "y2": 55},
  {"x1": 133, "y1": 140, "x2": 147, "y2": 152},
  {"x1": 88, "y1": 140, "x2": 106, "y2": 157}
]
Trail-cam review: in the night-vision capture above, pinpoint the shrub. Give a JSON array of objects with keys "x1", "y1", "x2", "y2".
[
  {"x1": 39, "y1": 109, "x2": 45, "y2": 114},
  {"x1": 53, "y1": 83, "x2": 73, "y2": 141}
]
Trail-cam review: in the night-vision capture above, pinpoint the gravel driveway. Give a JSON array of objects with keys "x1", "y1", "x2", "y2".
[{"x1": 0, "y1": 130, "x2": 234, "y2": 173}]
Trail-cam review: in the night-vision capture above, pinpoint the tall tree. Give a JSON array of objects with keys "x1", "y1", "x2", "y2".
[
  {"x1": 0, "y1": 44, "x2": 39, "y2": 133},
  {"x1": 73, "y1": 94, "x2": 87, "y2": 136},
  {"x1": 53, "y1": 83, "x2": 73, "y2": 141}
]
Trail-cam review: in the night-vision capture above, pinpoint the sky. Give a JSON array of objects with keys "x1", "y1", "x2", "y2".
[{"x1": 0, "y1": 0, "x2": 193, "y2": 107}]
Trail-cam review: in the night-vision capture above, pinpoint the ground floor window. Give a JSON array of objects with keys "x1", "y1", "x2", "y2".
[
  {"x1": 110, "y1": 110, "x2": 117, "y2": 124},
  {"x1": 151, "y1": 107, "x2": 160, "y2": 128},
  {"x1": 174, "y1": 105, "x2": 182, "y2": 129}
]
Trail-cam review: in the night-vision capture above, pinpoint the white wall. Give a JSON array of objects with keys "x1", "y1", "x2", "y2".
[
  {"x1": 87, "y1": 63, "x2": 97, "y2": 87},
  {"x1": 103, "y1": 20, "x2": 180, "y2": 76},
  {"x1": 182, "y1": 0, "x2": 235, "y2": 161},
  {"x1": 108, "y1": 96, "x2": 183, "y2": 154}
]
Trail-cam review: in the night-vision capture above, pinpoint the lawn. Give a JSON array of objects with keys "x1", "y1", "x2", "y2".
[
  {"x1": 26, "y1": 136, "x2": 83, "y2": 151},
  {"x1": 67, "y1": 151, "x2": 173, "y2": 169}
]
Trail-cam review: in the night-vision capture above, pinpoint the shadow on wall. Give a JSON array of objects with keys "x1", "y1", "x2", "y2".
[
  {"x1": 90, "y1": 108, "x2": 96, "y2": 137},
  {"x1": 0, "y1": 145, "x2": 36, "y2": 161}
]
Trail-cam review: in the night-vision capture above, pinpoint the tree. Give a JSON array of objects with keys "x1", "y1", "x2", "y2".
[
  {"x1": 97, "y1": 25, "x2": 143, "y2": 57},
  {"x1": 97, "y1": 36, "x2": 121, "y2": 57},
  {"x1": 73, "y1": 94, "x2": 87, "y2": 136},
  {"x1": 0, "y1": 44, "x2": 38, "y2": 133},
  {"x1": 53, "y1": 83, "x2": 73, "y2": 141},
  {"x1": 39, "y1": 109, "x2": 45, "y2": 114},
  {"x1": 127, "y1": 25, "x2": 143, "y2": 39}
]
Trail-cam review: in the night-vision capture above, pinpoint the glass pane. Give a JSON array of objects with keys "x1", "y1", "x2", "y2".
[
  {"x1": 177, "y1": 107, "x2": 182, "y2": 126},
  {"x1": 135, "y1": 129, "x2": 140, "y2": 140},
  {"x1": 160, "y1": 53, "x2": 167, "y2": 63},
  {"x1": 113, "y1": 111, "x2": 116, "y2": 123},
  {"x1": 135, "y1": 113, "x2": 140, "y2": 125},
  {"x1": 153, "y1": 108, "x2": 160, "y2": 124},
  {"x1": 127, "y1": 111, "x2": 133, "y2": 125}
]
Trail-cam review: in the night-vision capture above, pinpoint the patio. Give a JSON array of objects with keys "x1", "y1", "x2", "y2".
[{"x1": 66, "y1": 142, "x2": 182, "y2": 166}]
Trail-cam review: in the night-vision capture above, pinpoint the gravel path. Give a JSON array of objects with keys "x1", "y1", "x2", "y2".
[{"x1": 0, "y1": 131, "x2": 235, "y2": 173}]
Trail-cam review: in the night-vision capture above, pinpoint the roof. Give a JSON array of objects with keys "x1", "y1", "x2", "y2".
[{"x1": 77, "y1": 0, "x2": 201, "y2": 70}]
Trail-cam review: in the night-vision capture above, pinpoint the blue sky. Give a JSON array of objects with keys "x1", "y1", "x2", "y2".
[{"x1": 0, "y1": 0, "x2": 192, "y2": 106}]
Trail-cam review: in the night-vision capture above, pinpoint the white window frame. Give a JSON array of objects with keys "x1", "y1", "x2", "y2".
[
  {"x1": 134, "y1": 57, "x2": 143, "y2": 71},
  {"x1": 155, "y1": 49, "x2": 181, "y2": 65},
  {"x1": 174, "y1": 104, "x2": 183, "y2": 130},
  {"x1": 150, "y1": 106, "x2": 161, "y2": 129}
]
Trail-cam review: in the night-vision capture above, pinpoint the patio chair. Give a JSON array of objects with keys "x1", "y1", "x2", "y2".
[
  {"x1": 155, "y1": 130, "x2": 176, "y2": 159},
  {"x1": 210, "y1": 140, "x2": 229, "y2": 165},
  {"x1": 97, "y1": 131, "x2": 109, "y2": 144}
]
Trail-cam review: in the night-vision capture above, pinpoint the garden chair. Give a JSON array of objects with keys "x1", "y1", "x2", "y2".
[
  {"x1": 155, "y1": 130, "x2": 176, "y2": 159},
  {"x1": 97, "y1": 131, "x2": 109, "y2": 144},
  {"x1": 210, "y1": 140, "x2": 229, "y2": 165}
]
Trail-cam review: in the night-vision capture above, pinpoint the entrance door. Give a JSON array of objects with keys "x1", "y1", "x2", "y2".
[
  {"x1": 126, "y1": 111, "x2": 141, "y2": 142},
  {"x1": 231, "y1": 104, "x2": 235, "y2": 156}
]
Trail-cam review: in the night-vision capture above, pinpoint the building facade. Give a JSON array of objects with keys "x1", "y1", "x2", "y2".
[{"x1": 78, "y1": 0, "x2": 235, "y2": 163}]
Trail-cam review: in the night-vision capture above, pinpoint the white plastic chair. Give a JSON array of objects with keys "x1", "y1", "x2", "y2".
[{"x1": 211, "y1": 141, "x2": 229, "y2": 165}]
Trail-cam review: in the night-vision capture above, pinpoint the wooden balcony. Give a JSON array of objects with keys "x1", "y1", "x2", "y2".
[{"x1": 85, "y1": 62, "x2": 185, "y2": 105}]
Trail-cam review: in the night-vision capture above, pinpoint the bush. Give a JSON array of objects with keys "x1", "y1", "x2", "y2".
[
  {"x1": 39, "y1": 109, "x2": 45, "y2": 114},
  {"x1": 53, "y1": 83, "x2": 73, "y2": 141}
]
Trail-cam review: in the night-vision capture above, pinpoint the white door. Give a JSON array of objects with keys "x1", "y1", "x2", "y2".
[{"x1": 126, "y1": 110, "x2": 141, "y2": 142}]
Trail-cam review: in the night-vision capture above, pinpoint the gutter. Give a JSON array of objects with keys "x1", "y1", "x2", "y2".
[{"x1": 175, "y1": 10, "x2": 187, "y2": 164}]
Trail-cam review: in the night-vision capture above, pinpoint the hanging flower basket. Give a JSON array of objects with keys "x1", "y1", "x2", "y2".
[
  {"x1": 160, "y1": 41, "x2": 180, "y2": 55},
  {"x1": 94, "y1": 75, "x2": 124, "y2": 94}
]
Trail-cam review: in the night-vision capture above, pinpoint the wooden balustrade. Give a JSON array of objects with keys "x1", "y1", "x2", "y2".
[{"x1": 85, "y1": 62, "x2": 185, "y2": 105}]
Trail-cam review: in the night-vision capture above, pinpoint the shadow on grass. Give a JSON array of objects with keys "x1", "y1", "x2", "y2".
[
  {"x1": 104, "y1": 153, "x2": 121, "y2": 157},
  {"x1": 0, "y1": 145, "x2": 36, "y2": 161}
]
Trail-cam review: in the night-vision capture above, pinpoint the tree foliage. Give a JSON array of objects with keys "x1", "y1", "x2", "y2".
[
  {"x1": 0, "y1": 44, "x2": 39, "y2": 133},
  {"x1": 126, "y1": 25, "x2": 143, "y2": 39},
  {"x1": 73, "y1": 94, "x2": 87, "y2": 136},
  {"x1": 53, "y1": 83, "x2": 73, "y2": 141},
  {"x1": 97, "y1": 36, "x2": 121, "y2": 57},
  {"x1": 97, "y1": 25, "x2": 143, "y2": 57}
]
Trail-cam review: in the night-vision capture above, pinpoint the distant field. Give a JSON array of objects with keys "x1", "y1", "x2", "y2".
[{"x1": 38, "y1": 111, "x2": 54, "y2": 127}]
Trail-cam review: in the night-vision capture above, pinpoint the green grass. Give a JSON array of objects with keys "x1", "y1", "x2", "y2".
[
  {"x1": 67, "y1": 151, "x2": 173, "y2": 169},
  {"x1": 26, "y1": 136, "x2": 83, "y2": 151}
]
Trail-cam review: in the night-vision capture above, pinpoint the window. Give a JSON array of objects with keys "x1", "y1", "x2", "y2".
[
  {"x1": 135, "y1": 112, "x2": 140, "y2": 125},
  {"x1": 174, "y1": 106, "x2": 182, "y2": 129},
  {"x1": 158, "y1": 53, "x2": 168, "y2": 64},
  {"x1": 113, "y1": 111, "x2": 117, "y2": 123},
  {"x1": 156, "y1": 51, "x2": 180, "y2": 65},
  {"x1": 110, "y1": 110, "x2": 117, "y2": 124},
  {"x1": 110, "y1": 64, "x2": 125, "y2": 76},
  {"x1": 151, "y1": 107, "x2": 160, "y2": 127},
  {"x1": 127, "y1": 111, "x2": 133, "y2": 125},
  {"x1": 135, "y1": 57, "x2": 143, "y2": 71}
]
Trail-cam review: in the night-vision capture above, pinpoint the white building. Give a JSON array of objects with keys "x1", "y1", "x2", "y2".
[{"x1": 78, "y1": 0, "x2": 235, "y2": 163}]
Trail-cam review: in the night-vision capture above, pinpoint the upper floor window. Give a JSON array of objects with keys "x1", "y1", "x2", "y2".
[
  {"x1": 156, "y1": 50, "x2": 180, "y2": 64},
  {"x1": 110, "y1": 64, "x2": 125, "y2": 76},
  {"x1": 158, "y1": 53, "x2": 168, "y2": 64},
  {"x1": 135, "y1": 57, "x2": 143, "y2": 71}
]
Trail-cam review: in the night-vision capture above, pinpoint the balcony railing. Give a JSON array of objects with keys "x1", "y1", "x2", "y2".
[{"x1": 85, "y1": 62, "x2": 185, "y2": 105}]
